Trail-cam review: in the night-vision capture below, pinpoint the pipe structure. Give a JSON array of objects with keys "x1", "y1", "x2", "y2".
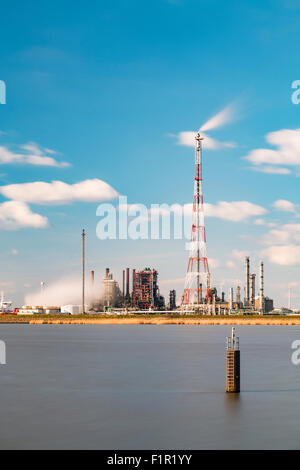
[
  {"x1": 229, "y1": 287, "x2": 233, "y2": 310},
  {"x1": 91, "y1": 270, "x2": 94, "y2": 287},
  {"x1": 105, "y1": 268, "x2": 110, "y2": 279},
  {"x1": 122, "y1": 270, "x2": 125, "y2": 297},
  {"x1": 245, "y1": 257, "x2": 250, "y2": 304},
  {"x1": 132, "y1": 269, "x2": 136, "y2": 305},
  {"x1": 259, "y1": 261, "x2": 264, "y2": 314},
  {"x1": 126, "y1": 268, "x2": 130, "y2": 297},
  {"x1": 236, "y1": 285, "x2": 241, "y2": 306},
  {"x1": 245, "y1": 257, "x2": 250, "y2": 306},
  {"x1": 82, "y1": 229, "x2": 85, "y2": 314}
]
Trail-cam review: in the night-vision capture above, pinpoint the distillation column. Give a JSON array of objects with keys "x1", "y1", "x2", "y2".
[{"x1": 250, "y1": 273, "x2": 256, "y2": 307}]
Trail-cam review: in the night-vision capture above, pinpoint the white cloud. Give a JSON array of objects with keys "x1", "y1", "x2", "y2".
[
  {"x1": 0, "y1": 179, "x2": 119, "y2": 205},
  {"x1": 121, "y1": 200, "x2": 266, "y2": 222},
  {"x1": 250, "y1": 166, "x2": 291, "y2": 175},
  {"x1": 273, "y1": 199, "x2": 297, "y2": 213},
  {"x1": 0, "y1": 201, "x2": 48, "y2": 230},
  {"x1": 262, "y1": 224, "x2": 300, "y2": 245},
  {"x1": 262, "y1": 244, "x2": 300, "y2": 265},
  {"x1": 263, "y1": 229, "x2": 292, "y2": 245},
  {"x1": 244, "y1": 128, "x2": 300, "y2": 168},
  {"x1": 0, "y1": 142, "x2": 70, "y2": 167},
  {"x1": 254, "y1": 218, "x2": 277, "y2": 227},
  {"x1": 21, "y1": 142, "x2": 48, "y2": 155},
  {"x1": 204, "y1": 201, "x2": 267, "y2": 221},
  {"x1": 254, "y1": 218, "x2": 266, "y2": 225}
]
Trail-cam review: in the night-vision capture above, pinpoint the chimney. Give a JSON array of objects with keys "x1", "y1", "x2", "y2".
[
  {"x1": 91, "y1": 270, "x2": 95, "y2": 287},
  {"x1": 132, "y1": 269, "x2": 136, "y2": 306},
  {"x1": 122, "y1": 270, "x2": 125, "y2": 297},
  {"x1": 105, "y1": 268, "x2": 110, "y2": 279},
  {"x1": 259, "y1": 261, "x2": 264, "y2": 313},
  {"x1": 126, "y1": 268, "x2": 130, "y2": 297},
  {"x1": 245, "y1": 257, "x2": 250, "y2": 306}
]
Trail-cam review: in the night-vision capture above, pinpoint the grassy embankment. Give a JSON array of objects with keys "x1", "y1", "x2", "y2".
[{"x1": 1, "y1": 314, "x2": 300, "y2": 325}]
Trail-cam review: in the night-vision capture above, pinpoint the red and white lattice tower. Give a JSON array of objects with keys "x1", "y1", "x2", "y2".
[{"x1": 181, "y1": 132, "x2": 210, "y2": 311}]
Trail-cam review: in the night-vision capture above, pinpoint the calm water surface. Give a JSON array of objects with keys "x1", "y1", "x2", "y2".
[{"x1": 0, "y1": 324, "x2": 300, "y2": 449}]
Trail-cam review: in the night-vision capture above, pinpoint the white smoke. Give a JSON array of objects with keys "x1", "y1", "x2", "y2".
[
  {"x1": 24, "y1": 275, "x2": 101, "y2": 307},
  {"x1": 177, "y1": 131, "x2": 235, "y2": 149},
  {"x1": 176, "y1": 103, "x2": 238, "y2": 149},
  {"x1": 200, "y1": 103, "x2": 237, "y2": 132}
]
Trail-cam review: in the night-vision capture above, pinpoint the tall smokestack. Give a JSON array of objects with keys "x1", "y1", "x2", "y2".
[
  {"x1": 105, "y1": 268, "x2": 110, "y2": 279},
  {"x1": 126, "y1": 268, "x2": 130, "y2": 297},
  {"x1": 259, "y1": 261, "x2": 264, "y2": 313},
  {"x1": 132, "y1": 269, "x2": 136, "y2": 306},
  {"x1": 122, "y1": 270, "x2": 125, "y2": 297},
  {"x1": 245, "y1": 256, "x2": 250, "y2": 306},
  {"x1": 250, "y1": 274, "x2": 256, "y2": 307},
  {"x1": 91, "y1": 270, "x2": 95, "y2": 287},
  {"x1": 82, "y1": 229, "x2": 85, "y2": 314},
  {"x1": 236, "y1": 285, "x2": 241, "y2": 306}
]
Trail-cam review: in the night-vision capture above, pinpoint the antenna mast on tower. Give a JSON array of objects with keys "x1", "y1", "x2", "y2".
[{"x1": 181, "y1": 133, "x2": 210, "y2": 313}]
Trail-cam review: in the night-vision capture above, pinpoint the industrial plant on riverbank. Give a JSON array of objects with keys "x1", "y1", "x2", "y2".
[
  {"x1": 4, "y1": 132, "x2": 285, "y2": 317},
  {"x1": 16, "y1": 253, "x2": 276, "y2": 315}
]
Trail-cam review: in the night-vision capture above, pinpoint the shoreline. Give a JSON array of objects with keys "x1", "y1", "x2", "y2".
[{"x1": 1, "y1": 315, "x2": 300, "y2": 325}]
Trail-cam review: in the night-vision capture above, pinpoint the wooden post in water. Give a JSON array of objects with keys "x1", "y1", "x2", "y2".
[{"x1": 226, "y1": 327, "x2": 240, "y2": 393}]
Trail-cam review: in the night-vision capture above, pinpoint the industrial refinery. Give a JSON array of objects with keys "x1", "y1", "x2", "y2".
[
  {"x1": 3, "y1": 133, "x2": 280, "y2": 316},
  {"x1": 14, "y1": 253, "x2": 275, "y2": 315}
]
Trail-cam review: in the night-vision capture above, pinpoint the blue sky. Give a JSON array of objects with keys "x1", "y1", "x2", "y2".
[{"x1": 1, "y1": 0, "x2": 300, "y2": 307}]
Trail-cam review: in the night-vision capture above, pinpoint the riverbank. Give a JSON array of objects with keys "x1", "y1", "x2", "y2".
[{"x1": 1, "y1": 314, "x2": 300, "y2": 325}]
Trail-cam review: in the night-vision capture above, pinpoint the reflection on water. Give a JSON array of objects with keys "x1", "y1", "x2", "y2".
[
  {"x1": 0, "y1": 324, "x2": 299, "y2": 449},
  {"x1": 225, "y1": 392, "x2": 241, "y2": 406}
]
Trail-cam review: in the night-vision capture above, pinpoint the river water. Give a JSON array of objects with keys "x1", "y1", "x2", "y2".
[{"x1": 0, "y1": 324, "x2": 299, "y2": 449}]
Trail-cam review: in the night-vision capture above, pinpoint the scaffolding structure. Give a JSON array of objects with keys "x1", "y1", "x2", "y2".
[{"x1": 132, "y1": 268, "x2": 157, "y2": 310}]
